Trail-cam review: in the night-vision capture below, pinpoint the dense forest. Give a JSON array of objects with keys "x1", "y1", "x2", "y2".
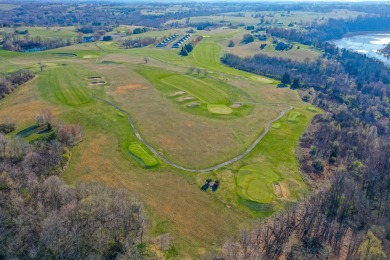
[
  {"x1": 0, "y1": 113, "x2": 145, "y2": 259},
  {"x1": 219, "y1": 12, "x2": 390, "y2": 260}
]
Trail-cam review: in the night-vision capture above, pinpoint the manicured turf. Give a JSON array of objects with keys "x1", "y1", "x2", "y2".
[
  {"x1": 307, "y1": 106, "x2": 318, "y2": 112},
  {"x1": 162, "y1": 75, "x2": 228, "y2": 104},
  {"x1": 288, "y1": 111, "x2": 301, "y2": 122},
  {"x1": 237, "y1": 164, "x2": 280, "y2": 204},
  {"x1": 128, "y1": 142, "x2": 159, "y2": 168},
  {"x1": 271, "y1": 123, "x2": 281, "y2": 129},
  {"x1": 38, "y1": 65, "x2": 93, "y2": 106},
  {"x1": 192, "y1": 39, "x2": 273, "y2": 83},
  {"x1": 207, "y1": 104, "x2": 233, "y2": 114}
]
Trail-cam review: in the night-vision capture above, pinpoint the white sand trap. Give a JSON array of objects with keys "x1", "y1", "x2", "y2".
[
  {"x1": 173, "y1": 91, "x2": 186, "y2": 96},
  {"x1": 187, "y1": 102, "x2": 200, "y2": 107},
  {"x1": 273, "y1": 182, "x2": 283, "y2": 198},
  {"x1": 178, "y1": 96, "x2": 195, "y2": 102},
  {"x1": 231, "y1": 103, "x2": 242, "y2": 108},
  {"x1": 85, "y1": 76, "x2": 104, "y2": 80},
  {"x1": 89, "y1": 81, "x2": 106, "y2": 85}
]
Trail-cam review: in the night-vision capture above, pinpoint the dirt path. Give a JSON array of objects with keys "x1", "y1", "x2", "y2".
[{"x1": 93, "y1": 95, "x2": 293, "y2": 173}]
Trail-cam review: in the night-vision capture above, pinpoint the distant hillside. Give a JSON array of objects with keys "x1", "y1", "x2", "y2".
[{"x1": 379, "y1": 43, "x2": 390, "y2": 57}]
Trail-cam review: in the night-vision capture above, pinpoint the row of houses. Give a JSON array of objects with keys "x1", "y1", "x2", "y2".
[
  {"x1": 172, "y1": 34, "x2": 191, "y2": 48},
  {"x1": 156, "y1": 34, "x2": 179, "y2": 48}
]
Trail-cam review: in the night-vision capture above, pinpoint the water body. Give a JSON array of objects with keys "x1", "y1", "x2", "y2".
[{"x1": 332, "y1": 33, "x2": 390, "y2": 66}]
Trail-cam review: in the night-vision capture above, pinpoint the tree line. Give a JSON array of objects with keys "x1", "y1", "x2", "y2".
[
  {"x1": 2, "y1": 33, "x2": 74, "y2": 52},
  {"x1": 0, "y1": 70, "x2": 34, "y2": 99},
  {"x1": 0, "y1": 113, "x2": 146, "y2": 259}
]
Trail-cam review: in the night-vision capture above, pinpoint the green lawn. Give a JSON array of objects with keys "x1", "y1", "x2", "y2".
[
  {"x1": 288, "y1": 111, "x2": 301, "y2": 122},
  {"x1": 207, "y1": 104, "x2": 233, "y2": 114},
  {"x1": 128, "y1": 142, "x2": 159, "y2": 168},
  {"x1": 162, "y1": 74, "x2": 228, "y2": 104},
  {"x1": 237, "y1": 164, "x2": 281, "y2": 204},
  {"x1": 38, "y1": 65, "x2": 93, "y2": 106}
]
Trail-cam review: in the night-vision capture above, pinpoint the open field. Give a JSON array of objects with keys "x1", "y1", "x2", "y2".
[
  {"x1": 0, "y1": 26, "x2": 78, "y2": 39},
  {"x1": 0, "y1": 4, "x2": 19, "y2": 10},
  {"x1": 0, "y1": 25, "x2": 320, "y2": 257},
  {"x1": 167, "y1": 10, "x2": 365, "y2": 27}
]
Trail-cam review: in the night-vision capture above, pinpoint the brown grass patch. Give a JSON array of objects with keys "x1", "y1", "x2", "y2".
[
  {"x1": 0, "y1": 78, "x2": 64, "y2": 126},
  {"x1": 116, "y1": 84, "x2": 147, "y2": 94}
]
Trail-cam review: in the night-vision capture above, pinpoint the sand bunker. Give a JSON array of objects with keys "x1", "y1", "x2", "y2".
[
  {"x1": 178, "y1": 96, "x2": 195, "y2": 102},
  {"x1": 273, "y1": 182, "x2": 283, "y2": 198},
  {"x1": 89, "y1": 81, "x2": 106, "y2": 85},
  {"x1": 231, "y1": 103, "x2": 242, "y2": 108},
  {"x1": 172, "y1": 91, "x2": 186, "y2": 96},
  {"x1": 86, "y1": 76, "x2": 104, "y2": 80},
  {"x1": 116, "y1": 84, "x2": 147, "y2": 93},
  {"x1": 187, "y1": 102, "x2": 200, "y2": 107}
]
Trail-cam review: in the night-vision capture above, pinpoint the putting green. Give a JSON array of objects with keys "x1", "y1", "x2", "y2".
[
  {"x1": 207, "y1": 104, "x2": 233, "y2": 114},
  {"x1": 247, "y1": 179, "x2": 274, "y2": 204},
  {"x1": 237, "y1": 164, "x2": 280, "y2": 203},
  {"x1": 128, "y1": 142, "x2": 159, "y2": 168}
]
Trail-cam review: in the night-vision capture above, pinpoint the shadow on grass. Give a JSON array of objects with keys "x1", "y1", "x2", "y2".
[{"x1": 15, "y1": 125, "x2": 39, "y2": 138}]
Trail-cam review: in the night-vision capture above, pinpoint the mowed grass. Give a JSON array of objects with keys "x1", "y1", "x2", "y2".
[
  {"x1": 38, "y1": 65, "x2": 93, "y2": 106},
  {"x1": 162, "y1": 74, "x2": 228, "y2": 104},
  {"x1": 288, "y1": 111, "x2": 301, "y2": 122},
  {"x1": 207, "y1": 104, "x2": 233, "y2": 114},
  {"x1": 128, "y1": 142, "x2": 159, "y2": 168},
  {"x1": 237, "y1": 164, "x2": 280, "y2": 204},
  {"x1": 192, "y1": 38, "x2": 273, "y2": 84}
]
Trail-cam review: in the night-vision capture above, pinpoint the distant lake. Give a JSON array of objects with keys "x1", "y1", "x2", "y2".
[{"x1": 332, "y1": 33, "x2": 390, "y2": 66}]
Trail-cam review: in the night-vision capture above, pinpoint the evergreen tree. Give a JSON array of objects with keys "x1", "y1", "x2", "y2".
[{"x1": 281, "y1": 72, "x2": 291, "y2": 85}]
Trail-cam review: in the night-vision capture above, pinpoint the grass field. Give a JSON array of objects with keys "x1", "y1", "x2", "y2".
[
  {"x1": 128, "y1": 142, "x2": 159, "y2": 167},
  {"x1": 168, "y1": 10, "x2": 365, "y2": 27},
  {"x1": 0, "y1": 4, "x2": 19, "y2": 10},
  {"x1": 38, "y1": 65, "x2": 93, "y2": 106},
  {"x1": 0, "y1": 25, "x2": 321, "y2": 258}
]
